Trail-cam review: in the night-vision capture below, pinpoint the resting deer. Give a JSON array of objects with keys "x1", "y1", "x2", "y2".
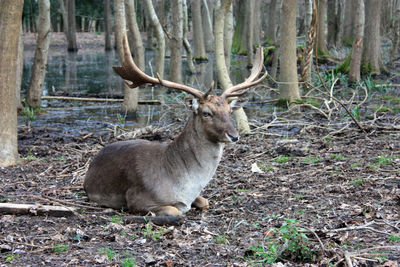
[{"x1": 84, "y1": 34, "x2": 267, "y2": 216}]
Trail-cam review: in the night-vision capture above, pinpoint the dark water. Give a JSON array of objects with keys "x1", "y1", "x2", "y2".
[{"x1": 21, "y1": 50, "x2": 271, "y2": 136}]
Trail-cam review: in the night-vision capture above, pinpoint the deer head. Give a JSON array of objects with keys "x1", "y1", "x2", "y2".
[{"x1": 113, "y1": 33, "x2": 267, "y2": 143}]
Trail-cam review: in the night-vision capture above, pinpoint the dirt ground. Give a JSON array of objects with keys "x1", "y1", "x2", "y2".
[
  {"x1": 0, "y1": 33, "x2": 399, "y2": 266},
  {"x1": 1, "y1": 112, "x2": 399, "y2": 266}
]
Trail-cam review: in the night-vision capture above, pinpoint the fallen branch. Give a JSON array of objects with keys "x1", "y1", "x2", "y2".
[
  {"x1": 40, "y1": 95, "x2": 161, "y2": 105},
  {"x1": 0, "y1": 202, "x2": 76, "y2": 217}
]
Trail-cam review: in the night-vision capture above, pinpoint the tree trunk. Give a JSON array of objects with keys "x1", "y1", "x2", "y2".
[
  {"x1": 183, "y1": 0, "x2": 197, "y2": 74},
  {"x1": 266, "y1": 0, "x2": 279, "y2": 43},
  {"x1": 125, "y1": 0, "x2": 145, "y2": 71},
  {"x1": 327, "y1": 0, "x2": 340, "y2": 47},
  {"x1": 0, "y1": 1, "x2": 24, "y2": 167},
  {"x1": 115, "y1": 0, "x2": 139, "y2": 114},
  {"x1": 143, "y1": 0, "x2": 166, "y2": 78},
  {"x1": 215, "y1": 0, "x2": 251, "y2": 134},
  {"x1": 343, "y1": 0, "x2": 354, "y2": 45},
  {"x1": 202, "y1": 0, "x2": 214, "y2": 52},
  {"x1": 246, "y1": 0, "x2": 255, "y2": 66},
  {"x1": 192, "y1": 0, "x2": 207, "y2": 60},
  {"x1": 232, "y1": 0, "x2": 246, "y2": 53},
  {"x1": 58, "y1": 0, "x2": 68, "y2": 38},
  {"x1": 27, "y1": 0, "x2": 51, "y2": 108},
  {"x1": 67, "y1": 0, "x2": 78, "y2": 51},
  {"x1": 253, "y1": 0, "x2": 261, "y2": 46},
  {"x1": 362, "y1": 0, "x2": 384, "y2": 74},
  {"x1": 280, "y1": 0, "x2": 301, "y2": 102},
  {"x1": 391, "y1": 0, "x2": 400, "y2": 58},
  {"x1": 16, "y1": 25, "x2": 24, "y2": 110},
  {"x1": 349, "y1": 0, "x2": 364, "y2": 83},
  {"x1": 223, "y1": 3, "x2": 233, "y2": 69},
  {"x1": 104, "y1": 0, "x2": 112, "y2": 51},
  {"x1": 169, "y1": 0, "x2": 183, "y2": 83},
  {"x1": 301, "y1": 0, "x2": 314, "y2": 85},
  {"x1": 315, "y1": 0, "x2": 328, "y2": 54}
]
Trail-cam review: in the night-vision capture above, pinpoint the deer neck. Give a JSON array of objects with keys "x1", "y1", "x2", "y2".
[{"x1": 164, "y1": 113, "x2": 224, "y2": 177}]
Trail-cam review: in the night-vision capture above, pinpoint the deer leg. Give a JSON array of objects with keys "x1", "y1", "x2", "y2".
[
  {"x1": 153, "y1": 205, "x2": 180, "y2": 216},
  {"x1": 192, "y1": 196, "x2": 209, "y2": 211}
]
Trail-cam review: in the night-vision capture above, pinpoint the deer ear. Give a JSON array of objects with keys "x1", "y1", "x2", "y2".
[
  {"x1": 229, "y1": 98, "x2": 240, "y2": 111},
  {"x1": 185, "y1": 97, "x2": 199, "y2": 114}
]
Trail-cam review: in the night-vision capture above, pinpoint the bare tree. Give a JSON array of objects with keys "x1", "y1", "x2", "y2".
[
  {"x1": 16, "y1": 26, "x2": 24, "y2": 110},
  {"x1": 115, "y1": 0, "x2": 139, "y2": 113},
  {"x1": 27, "y1": 0, "x2": 51, "y2": 108},
  {"x1": 266, "y1": 0, "x2": 279, "y2": 44},
  {"x1": 125, "y1": 0, "x2": 145, "y2": 71},
  {"x1": 391, "y1": 0, "x2": 400, "y2": 58},
  {"x1": 170, "y1": 0, "x2": 183, "y2": 83},
  {"x1": 315, "y1": 0, "x2": 328, "y2": 54},
  {"x1": 67, "y1": 0, "x2": 78, "y2": 51},
  {"x1": 192, "y1": 0, "x2": 207, "y2": 60},
  {"x1": 349, "y1": 0, "x2": 365, "y2": 82},
  {"x1": 280, "y1": 0, "x2": 301, "y2": 102},
  {"x1": 215, "y1": 0, "x2": 251, "y2": 133},
  {"x1": 362, "y1": 0, "x2": 386, "y2": 74},
  {"x1": 0, "y1": 1, "x2": 24, "y2": 167},
  {"x1": 183, "y1": 0, "x2": 197, "y2": 74},
  {"x1": 202, "y1": 0, "x2": 214, "y2": 52},
  {"x1": 327, "y1": 0, "x2": 341, "y2": 47},
  {"x1": 143, "y1": 0, "x2": 166, "y2": 78},
  {"x1": 342, "y1": 0, "x2": 354, "y2": 45},
  {"x1": 104, "y1": 0, "x2": 112, "y2": 51},
  {"x1": 223, "y1": 2, "x2": 233, "y2": 69}
]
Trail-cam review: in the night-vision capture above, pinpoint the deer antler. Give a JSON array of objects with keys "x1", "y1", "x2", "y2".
[
  {"x1": 220, "y1": 47, "x2": 268, "y2": 99},
  {"x1": 113, "y1": 33, "x2": 204, "y2": 99}
]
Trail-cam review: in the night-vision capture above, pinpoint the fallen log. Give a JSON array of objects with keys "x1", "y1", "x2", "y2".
[
  {"x1": 0, "y1": 203, "x2": 76, "y2": 217},
  {"x1": 40, "y1": 96, "x2": 161, "y2": 105}
]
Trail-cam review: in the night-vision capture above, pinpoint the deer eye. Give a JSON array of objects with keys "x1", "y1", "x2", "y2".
[{"x1": 202, "y1": 111, "x2": 212, "y2": 118}]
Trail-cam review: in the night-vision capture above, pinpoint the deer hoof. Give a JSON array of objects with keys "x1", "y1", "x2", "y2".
[
  {"x1": 193, "y1": 196, "x2": 209, "y2": 211},
  {"x1": 154, "y1": 206, "x2": 180, "y2": 216}
]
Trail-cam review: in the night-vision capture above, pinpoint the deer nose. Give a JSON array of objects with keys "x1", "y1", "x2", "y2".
[{"x1": 226, "y1": 133, "x2": 239, "y2": 142}]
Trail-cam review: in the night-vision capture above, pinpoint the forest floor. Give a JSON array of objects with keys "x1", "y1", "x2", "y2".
[
  {"x1": 1, "y1": 112, "x2": 399, "y2": 266},
  {"x1": 0, "y1": 33, "x2": 399, "y2": 266}
]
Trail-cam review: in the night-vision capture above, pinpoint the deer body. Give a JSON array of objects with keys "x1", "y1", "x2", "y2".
[
  {"x1": 84, "y1": 33, "x2": 266, "y2": 216},
  {"x1": 84, "y1": 111, "x2": 224, "y2": 215}
]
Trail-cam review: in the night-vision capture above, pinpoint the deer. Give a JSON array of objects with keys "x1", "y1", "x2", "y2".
[{"x1": 84, "y1": 33, "x2": 267, "y2": 217}]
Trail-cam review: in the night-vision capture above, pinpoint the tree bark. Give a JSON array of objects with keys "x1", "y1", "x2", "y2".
[
  {"x1": 143, "y1": 0, "x2": 166, "y2": 78},
  {"x1": 266, "y1": 0, "x2": 279, "y2": 44},
  {"x1": 327, "y1": 0, "x2": 340, "y2": 47},
  {"x1": 192, "y1": 0, "x2": 207, "y2": 60},
  {"x1": 349, "y1": 0, "x2": 364, "y2": 83},
  {"x1": 362, "y1": 0, "x2": 384, "y2": 74},
  {"x1": 202, "y1": 0, "x2": 214, "y2": 52},
  {"x1": 170, "y1": 0, "x2": 183, "y2": 83},
  {"x1": 391, "y1": 0, "x2": 400, "y2": 58},
  {"x1": 125, "y1": 0, "x2": 145, "y2": 71},
  {"x1": 315, "y1": 0, "x2": 328, "y2": 54},
  {"x1": 223, "y1": 3, "x2": 233, "y2": 69},
  {"x1": 183, "y1": 0, "x2": 197, "y2": 74},
  {"x1": 27, "y1": 0, "x2": 51, "y2": 108},
  {"x1": 58, "y1": 0, "x2": 68, "y2": 38},
  {"x1": 0, "y1": 1, "x2": 24, "y2": 167},
  {"x1": 343, "y1": 0, "x2": 354, "y2": 45},
  {"x1": 115, "y1": 0, "x2": 139, "y2": 113},
  {"x1": 246, "y1": 0, "x2": 255, "y2": 66},
  {"x1": 215, "y1": 0, "x2": 250, "y2": 134},
  {"x1": 280, "y1": 0, "x2": 301, "y2": 102},
  {"x1": 16, "y1": 25, "x2": 24, "y2": 110},
  {"x1": 67, "y1": 0, "x2": 78, "y2": 51},
  {"x1": 104, "y1": 0, "x2": 112, "y2": 51}
]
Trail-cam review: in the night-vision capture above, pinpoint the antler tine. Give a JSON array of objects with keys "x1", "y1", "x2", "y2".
[
  {"x1": 221, "y1": 47, "x2": 267, "y2": 99},
  {"x1": 113, "y1": 32, "x2": 204, "y2": 99}
]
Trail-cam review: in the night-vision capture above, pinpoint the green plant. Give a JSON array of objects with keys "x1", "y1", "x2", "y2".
[
  {"x1": 214, "y1": 235, "x2": 228, "y2": 244},
  {"x1": 350, "y1": 178, "x2": 364, "y2": 186},
  {"x1": 22, "y1": 106, "x2": 35, "y2": 121},
  {"x1": 142, "y1": 221, "x2": 164, "y2": 240},
  {"x1": 351, "y1": 106, "x2": 360, "y2": 120},
  {"x1": 120, "y1": 257, "x2": 136, "y2": 267},
  {"x1": 375, "y1": 156, "x2": 393, "y2": 166},
  {"x1": 247, "y1": 219, "x2": 314, "y2": 264},
  {"x1": 99, "y1": 248, "x2": 116, "y2": 262},
  {"x1": 111, "y1": 215, "x2": 123, "y2": 224},
  {"x1": 5, "y1": 254, "x2": 14, "y2": 262},
  {"x1": 274, "y1": 155, "x2": 292, "y2": 163},
  {"x1": 351, "y1": 163, "x2": 361, "y2": 168},
  {"x1": 53, "y1": 243, "x2": 68, "y2": 253},
  {"x1": 302, "y1": 156, "x2": 321, "y2": 164},
  {"x1": 330, "y1": 154, "x2": 348, "y2": 161},
  {"x1": 389, "y1": 235, "x2": 400, "y2": 242}
]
